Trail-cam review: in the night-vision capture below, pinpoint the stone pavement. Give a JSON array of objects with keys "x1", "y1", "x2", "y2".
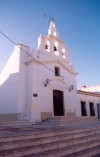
[{"x1": 0, "y1": 123, "x2": 46, "y2": 138}]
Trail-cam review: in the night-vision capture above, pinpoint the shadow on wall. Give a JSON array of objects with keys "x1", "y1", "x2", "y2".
[{"x1": 0, "y1": 73, "x2": 21, "y2": 115}]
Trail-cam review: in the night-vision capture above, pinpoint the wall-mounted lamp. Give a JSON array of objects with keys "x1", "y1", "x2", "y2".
[
  {"x1": 44, "y1": 79, "x2": 50, "y2": 87},
  {"x1": 69, "y1": 85, "x2": 74, "y2": 92}
]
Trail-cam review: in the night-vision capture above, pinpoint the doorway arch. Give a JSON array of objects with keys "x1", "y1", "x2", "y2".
[{"x1": 53, "y1": 90, "x2": 64, "y2": 116}]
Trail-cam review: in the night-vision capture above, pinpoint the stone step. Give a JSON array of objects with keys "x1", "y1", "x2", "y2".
[
  {"x1": 47, "y1": 119, "x2": 98, "y2": 122},
  {"x1": 41, "y1": 120, "x2": 99, "y2": 125},
  {"x1": 0, "y1": 126, "x2": 100, "y2": 143},
  {"x1": 48, "y1": 117, "x2": 98, "y2": 121},
  {"x1": 49, "y1": 116, "x2": 98, "y2": 120},
  {"x1": 24, "y1": 139, "x2": 100, "y2": 157},
  {"x1": 64, "y1": 145, "x2": 100, "y2": 157},
  {"x1": 43, "y1": 117, "x2": 99, "y2": 122},
  {"x1": 58, "y1": 146, "x2": 100, "y2": 157},
  {"x1": 0, "y1": 127, "x2": 100, "y2": 156},
  {"x1": 41, "y1": 116, "x2": 99, "y2": 126},
  {"x1": 1, "y1": 126, "x2": 100, "y2": 156},
  {"x1": 39, "y1": 121, "x2": 100, "y2": 128},
  {"x1": 0, "y1": 129, "x2": 100, "y2": 152}
]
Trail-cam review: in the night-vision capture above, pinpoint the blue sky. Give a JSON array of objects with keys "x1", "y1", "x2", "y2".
[{"x1": 0, "y1": 0, "x2": 100, "y2": 89}]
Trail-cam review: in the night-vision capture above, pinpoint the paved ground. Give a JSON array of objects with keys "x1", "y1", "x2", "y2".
[
  {"x1": 0, "y1": 120, "x2": 100, "y2": 138},
  {"x1": 0, "y1": 124, "x2": 47, "y2": 137}
]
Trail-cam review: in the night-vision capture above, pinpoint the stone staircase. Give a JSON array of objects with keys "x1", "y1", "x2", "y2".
[
  {"x1": 39, "y1": 116, "x2": 99, "y2": 128},
  {"x1": 0, "y1": 117, "x2": 100, "y2": 157},
  {"x1": 0, "y1": 126, "x2": 100, "y2": 156}
]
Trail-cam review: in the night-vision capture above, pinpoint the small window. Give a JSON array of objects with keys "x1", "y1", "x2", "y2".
[{"x1": 55, "y1": 67, "x2": 60, "y2": 76}]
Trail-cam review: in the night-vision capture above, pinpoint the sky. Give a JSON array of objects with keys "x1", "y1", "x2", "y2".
[{"x1": 0, "y1": 0, "x2": 100, "y2": 89}]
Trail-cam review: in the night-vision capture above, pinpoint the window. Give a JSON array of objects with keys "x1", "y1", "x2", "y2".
[{"x1": 55, "y1": 67, "x2": 60, "y2": 76}]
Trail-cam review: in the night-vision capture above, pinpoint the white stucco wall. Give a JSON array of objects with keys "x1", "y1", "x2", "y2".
[
  {"x1": 0, "y1": 46, "x2": 20, "y2": 114},
  {"x1": 0, "y1": 44, "x2": 31, "y2": 115}
]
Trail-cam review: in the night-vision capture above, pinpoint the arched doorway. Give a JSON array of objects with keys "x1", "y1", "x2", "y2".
[{"x1": 53, "y1": 90, "x2": 64, "y2": 116}]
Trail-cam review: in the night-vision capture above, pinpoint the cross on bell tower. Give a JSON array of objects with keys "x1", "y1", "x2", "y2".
[
  {"x1": 44, "y1": 14, "x2": 55, "y2": 27},
  {"x1": 44, "y1": 14, "x2": 58, "y2": 37},
  {"x1": 48, "y1": 21, "x2": 58, "y2": 37}
]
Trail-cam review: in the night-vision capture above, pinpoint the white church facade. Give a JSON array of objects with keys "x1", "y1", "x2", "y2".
[{"x1": 0, "y1": 21, "x2": 100, "y2": 122}]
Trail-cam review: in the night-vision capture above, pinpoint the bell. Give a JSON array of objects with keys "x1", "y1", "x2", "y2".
[
  {"x1": 54, "y1": 45, "x2": 57, "y2": 51},
  {"x1": 45, "y1": 44, "x2": 48, "y2": 49}
]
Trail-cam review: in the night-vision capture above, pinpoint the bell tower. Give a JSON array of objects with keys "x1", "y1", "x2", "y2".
[{"x1": 38, "y1": 19, "x2": 67, "y2": 61}]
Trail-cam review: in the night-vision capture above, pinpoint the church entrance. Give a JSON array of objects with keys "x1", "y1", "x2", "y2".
[{"x1": 53, "y1": 90, "x2": 64, "y2": 116}]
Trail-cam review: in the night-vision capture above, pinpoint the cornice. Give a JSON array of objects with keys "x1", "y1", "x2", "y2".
[
  {"x1": 57, "y1": 60, "x2": 77, "y2": 75},
  {"x1": 77, "y1": 90, "x2": 100, "y2": 97},
  {"x1": 26, "y1": 58, "x2": 77, "y2": 75},
  {"x1": 39, "y1": 60, "x2": 77, "y2": 75}
]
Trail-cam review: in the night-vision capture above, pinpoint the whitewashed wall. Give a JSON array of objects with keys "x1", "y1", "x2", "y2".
[
  {"x1": 0, "y1": 45, "x2": 30, "y2": 115},
  {"x1": 0, "y1": 46, "x2": 20, "y2": 114}
]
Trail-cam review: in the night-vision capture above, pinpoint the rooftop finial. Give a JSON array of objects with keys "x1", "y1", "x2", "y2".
[{"x1": 44, "y1": 14, "x2": 55, "y2": 27}]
